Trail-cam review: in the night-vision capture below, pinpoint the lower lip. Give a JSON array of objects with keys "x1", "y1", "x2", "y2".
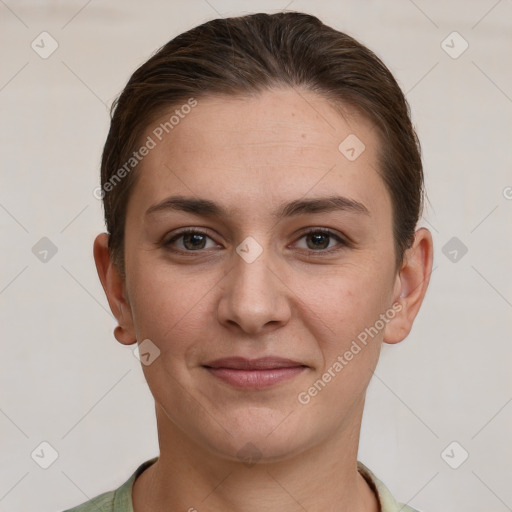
[{"x1": 205, "y1": 366, "x2": 306, "y2": 388}]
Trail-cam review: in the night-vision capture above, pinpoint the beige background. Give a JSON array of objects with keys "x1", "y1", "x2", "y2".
[{"x1": 1, "y1": 1, "x2": 511, "y2": 511}]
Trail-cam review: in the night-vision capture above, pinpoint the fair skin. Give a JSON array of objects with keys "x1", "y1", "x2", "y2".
[{"x1": 94, "y1": 88, "x2": 433, "y2": 512}]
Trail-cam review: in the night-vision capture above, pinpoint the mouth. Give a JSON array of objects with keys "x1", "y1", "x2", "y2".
[{"x1": 203, "y1": 357, "x2": 308, "y2": 389}]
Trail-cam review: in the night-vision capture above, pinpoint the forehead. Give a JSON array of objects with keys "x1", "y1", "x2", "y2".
[{"x1": 130, "y1": 88, "x2": 390, "y2": 219}]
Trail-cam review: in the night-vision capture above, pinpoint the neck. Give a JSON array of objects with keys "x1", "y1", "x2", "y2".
[{"x1": 132, "y1": 404, "x2": 379, "y2": 512}]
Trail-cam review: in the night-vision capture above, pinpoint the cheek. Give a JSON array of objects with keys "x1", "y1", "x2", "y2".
[
  {"x1": 296, "y1": 260, "x2": 393, "y2": 339},
  {"x1": 125, "y1": 253, "x2": 230, "y2": 367},
  {"x1": 298, "y1": 270, "x2": 388, "y2": 405},
  {"x1": 297, "y1": 262, "x2": 394, "y2": 401},
  {"x1": 126, "y1": 261, "x2": 217, "y2": 398}
]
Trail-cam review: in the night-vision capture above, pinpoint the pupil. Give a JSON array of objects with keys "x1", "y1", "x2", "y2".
[
  {"x1": 307, "y1": 233, "x2": 329, "y2": 250},
  {"x1": 184, "y1": 233, "x2": 205, "y2": 250}
]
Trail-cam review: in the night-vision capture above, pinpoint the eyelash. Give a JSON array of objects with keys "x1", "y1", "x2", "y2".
[{"x1": 162, "y1": 228, "x2": 350, "y2": 255}]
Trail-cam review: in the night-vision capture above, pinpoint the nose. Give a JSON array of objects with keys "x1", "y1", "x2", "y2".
[{"x1": 217, "y1": 242, "x2": 291, "y2": 335}]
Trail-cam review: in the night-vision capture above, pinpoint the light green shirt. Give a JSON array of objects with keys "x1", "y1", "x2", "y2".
[{"x1": 63, "y1": 458, "x2": 420, "y2": 512}]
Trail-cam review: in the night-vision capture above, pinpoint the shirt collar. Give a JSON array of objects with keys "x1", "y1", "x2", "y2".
[
  {"x1": 357, "y1": 461, "x2": 419, "y2": 512},
  {"x1": 115, "y1": 458, "x2": 417, "y2": 512}
]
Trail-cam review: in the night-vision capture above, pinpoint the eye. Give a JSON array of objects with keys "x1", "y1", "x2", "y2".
[
  {"x1": 164, "y1": 229, "x2": 219, "y2": 251},
  {"x1": 163, "y1": 228, "x2": 348, "y2": 254},
  {"x1": 294, "y1": 229, "x2": 346, "y2": 252}
]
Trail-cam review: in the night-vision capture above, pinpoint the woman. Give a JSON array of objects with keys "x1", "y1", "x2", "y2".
[{"x1": 66, "y1": 11, "x2": 433, "y2": 512}]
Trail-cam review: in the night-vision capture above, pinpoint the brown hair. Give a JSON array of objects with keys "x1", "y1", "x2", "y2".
[{"x1": 100, "y1": 12, "x2": 423, "y2": 274}]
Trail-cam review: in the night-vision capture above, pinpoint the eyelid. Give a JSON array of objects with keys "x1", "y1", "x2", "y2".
[
  {"x1": 163, "y1": 228, "x2": 221, "y2": 250},
  {"x1": 164, "y1": 227, "x2": 213, "y2": 241},
  {"x1": 291, "y1": 227, "x2": 351, "y2": 252},
  {"x1": 161, "y1": 227, "x2": 352, "y2": 254}
]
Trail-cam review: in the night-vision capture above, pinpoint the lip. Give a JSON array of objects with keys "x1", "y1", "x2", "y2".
[
  {"x1": 203, "y1": 357, "x2": 308, "y2": 389},
  {"x1": 204, "y1": 356, "x2": 305, "y2": 370}
]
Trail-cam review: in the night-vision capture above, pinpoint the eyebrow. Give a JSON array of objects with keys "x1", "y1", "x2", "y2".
[{"x1": 145, "y1": 195, "x2": 370, "y2": 219}]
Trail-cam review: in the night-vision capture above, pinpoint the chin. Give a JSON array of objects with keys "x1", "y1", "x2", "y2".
[
  {"x1": 198, "y1": 408, "x2": 316, "y2": 465},
  {"x1": 209, "y1": 434, "x2": 309, "y2": 466}
]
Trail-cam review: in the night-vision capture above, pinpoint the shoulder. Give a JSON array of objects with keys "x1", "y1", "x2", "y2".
[
  {"x1": 62, "y1": 489, "x2": 115, "y2": 512},
  {"x1": 61, "y1": 457, "x2": 158, "y2": 512},
  {"x1": 357, "y1": 461, "x2": 422, "y2": 512}
]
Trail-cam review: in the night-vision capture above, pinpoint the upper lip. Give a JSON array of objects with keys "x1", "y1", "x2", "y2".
[{"x1": 203, "y1": 357, "x2": 306, "y2": 370}]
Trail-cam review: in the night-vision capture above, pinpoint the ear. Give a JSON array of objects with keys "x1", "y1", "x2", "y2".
[
  {"x1": 93, "y1": 233, "x2": 136, "y2": 345},
  {"x1": 384, "y1": 227, "x2": 433, "y2": 344}
]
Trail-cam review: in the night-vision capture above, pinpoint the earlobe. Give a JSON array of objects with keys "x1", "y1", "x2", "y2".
[
  {"x1": 113, "y1": 324, "x2": 135, "y2": 345},
  {"x1": 93, "y1": 233, "x2": 137, "y2": 346},
  {"x1": 383, "y1": 227, "x2": 434, "y2": 345}
]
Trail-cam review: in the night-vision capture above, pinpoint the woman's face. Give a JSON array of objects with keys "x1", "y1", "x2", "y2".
[{"x1": 113, "y1": 88, "x2": 413, "y2": 462}]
